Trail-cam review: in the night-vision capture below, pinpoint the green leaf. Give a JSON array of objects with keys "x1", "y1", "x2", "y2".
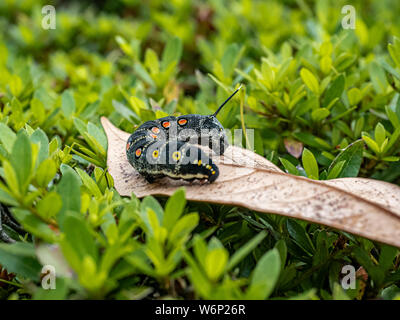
[
  {"x1": 57, "y1": 165, "x2": 81, "y2": 227},
  {"x1": 163, "y1": 188, "x2": 186, "y2": 232},
  {"x1": 61, "y1": 90, "x2": 76, "y2": 118},
  {"x1": 334, "y1": 53, "x2": 356, "y2": 71},
  {"x1": 36, "y1": 159, "x2": 57, "y2": 188},
  {"x1": 374, "y1": 123, "x2": 386, "y2": 147},
  {"x1": 323, "y1": 74, "x2": 345, "y2": 107},
  {"x1": 379, "y1": 245, "x2": 398, "y2": 272},
  {"x1": 2, "y1": 161, "x2": 20, "y2": 197},
  {"x1": 388, "y1": 37, "x2": 400, "y2": 69},
  {"x1": 9, "y1": 74, "x2": 23, "y2": 96},
  {"x1": 362, "y1": 133, "x2": 380, "y2": 154},
  {"x1": 300, "y1": 68, "x2": 319, "y2": 95},
  {"x1": 274, "y1": 239, "x2": 287, "y2": 270},
  {"x1": 30, "y1": 128, "x2": 49, "y2": 166},
  {"x1": 293, "y1": 132, "x2": 331, "y2": 150},
  {"x1": 30, "y1": 97, "x2": 46, "y2": 125},
  {"x1": 0, "y1": 187, "x2": 18, "y2": 206},
  {"x1": 134, "y1": 63, "x2": 156, "y2": 87},
  {"x1": 328, "y1": 140, "x2": 364, "y2": 178},
  {"x1": 381, "y1": 285, "x2": 400, "y2": 300},
  {"x1": 192, "y1": 235, "x2": 208, "y2": 268},
  {"x1": 386, "y1": 104, "x2": 400, "y2": 129},
  {"x1": 61, "y1": 215, "x2": 98, "y2": 267},
  {"x1": 246, "y1": 248, "x2": 281, "y2": 299},
  {"x1": 144, "y1": 48, "x2": 160, "y2": 75},
  {"x1": 10, "y1": 131, "x2": 32, "y2": 193},
  {"x1": 382, "y1": 156, "x2": 400, "y2": 162},
  {"x1": 320, "y1": 55, "x2": 332, "y2": 74},
  {"x1": 115, "y1": 35, "x2": 134, "y2": 58},
  {"x1": 332, "y1": 282, "x2": 350, "y2": 300},
  {"x1": 347, "y1": 87, "x2": 361, "y2": 106},
  {"x1": 354, "y1": 117, "x2": 365, "y2": 138},
  {"x1": 161, "y1": 36, "x2": 182, "y2": 71},
  {"x1": 141, "y1": 196, "x2": 164, "y2": 226},
  {"x1": 0, "y1": 123, "x2": 16, "y2": 154},
  {"x1": 75, "y1": 167, "x2": 102, "y2": 198},
  {"x1": 125, "y1": 249, "x2": 157, "y2": 278},
  {"x1": 352, "y1": 246, "x2": 384, "y2": 285},
  {"x1": 311, "y1": 108, "x2": 330, "y2": 122},
  {"x1": 327, "y1": 160, "x2": 345, "y2": 179},
  {"x1": 204, "y1": 248, "x2": 228, "y2": 281},
  {"x1": 221, "y1": 43, "x2": 240, "y2": 79},
  {"x1": 226, "y1": 231, "x2": 268, "y2": 271},
  {"x1": 0, "y1": 242, "x2": 42, "y2": 280},
  {"x1": 37, "y1": 192, "x2": 62, "y2": 220},
  {"x1": 12, "y1": 208, "x2": 57, "y2": 243},
  {"x1": 279, "y1": 158, "x2": 300, "y2": 175},
  {"x1": 168, "y1": 213, "x2": 199, "y2": 245},
  {"x1": 74, "y1": 117, "x2": 88, "y2": 135},
  {"x1": 302, "y1": 148, "x2": 319, "y2": 180},
  {"x1": 369, "y1": 61, "x2": 389, "y2": 94},
  {"x1": 286, "y1": 219, "x2": 315, "y2": 254},
  {"x1": 289, "y1": 289, "x2": 318, "y2": 300},
  {"x1": 112, "y1": 99, "x2": 140, "y2": 123},
  {"x1": 87, "y1": 122, "x2": 107, "y2": 151}
]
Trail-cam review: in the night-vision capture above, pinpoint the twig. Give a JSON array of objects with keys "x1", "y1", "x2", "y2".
[
  {"x1": 0, "y1": 206, "x2": 16, "y2": 243},
  {"x1": 0, "y1": 278, "x2": 23, "y2": 288},
  {"x1": 1, "y1": 205, "x2": 24, "y2": 234}
]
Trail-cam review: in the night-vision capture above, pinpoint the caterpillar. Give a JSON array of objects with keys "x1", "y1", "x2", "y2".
[{"x1": 126, "y1": 86, "x2": 241, "y2": 183}]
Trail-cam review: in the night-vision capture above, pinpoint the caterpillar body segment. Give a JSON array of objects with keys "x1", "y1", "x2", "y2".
[{"x1": 127, "y1": 139, "x2": 219, "y2": 183}]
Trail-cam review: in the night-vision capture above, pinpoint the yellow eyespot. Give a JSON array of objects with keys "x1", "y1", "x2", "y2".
[
  {"x1": 152, "y1": 150, "x2": 159, "y2": 158},
  {"x1": 197, "y1": 160, "x2": 202, "y2": 166},
  {"x1": 206, "y1": 165, "x2": 211, "y2": 169},
  {"x1": 211, "y1": 170, "x2": 216, "y2": 175},
  {"x1": 172, "y1": 151, "x2": 181, "y2": 161}
]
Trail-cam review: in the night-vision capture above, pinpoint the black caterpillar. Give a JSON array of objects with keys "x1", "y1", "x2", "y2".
[{"x1": 126, "y1": 87, "x2": 241, "y2": 183}]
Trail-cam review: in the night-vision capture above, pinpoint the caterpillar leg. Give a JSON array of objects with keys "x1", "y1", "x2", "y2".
[{"x1": 141, "y1": 173, "x2": 157, "y2": 183}]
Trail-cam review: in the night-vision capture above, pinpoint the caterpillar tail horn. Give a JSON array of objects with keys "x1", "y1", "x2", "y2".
[{"x1": 212, "y1": 84, "x2": 242, "y2": 117}]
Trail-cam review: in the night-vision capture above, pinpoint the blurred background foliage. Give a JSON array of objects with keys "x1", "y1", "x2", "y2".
[{"x1": 0, "y1": 0, "x2": 400, "y2": 300}]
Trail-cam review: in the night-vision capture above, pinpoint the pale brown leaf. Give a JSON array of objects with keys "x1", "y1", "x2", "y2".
[
  {"x1": 101, "y1": 117, "x2": 400, "y2": 248},
  {"x1": 284, "y1": 138, "x2": 303, "y2": 158}
]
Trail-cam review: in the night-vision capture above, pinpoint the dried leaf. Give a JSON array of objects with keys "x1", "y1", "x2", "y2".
[
  {"x1": 101, "y1": 117, "x2": 400, "y2": 248},
  {"x1": 284, "y1": 138, "x2": 303, "y2": 158}
]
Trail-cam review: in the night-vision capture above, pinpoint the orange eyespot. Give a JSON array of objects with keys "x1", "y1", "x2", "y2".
[
  {"x1": 178, "y1": 118, "x2": 187, "y2": 126},
  {"x1": 162, "y1": 121, "x2": 170, "y2": 128},
  {"x1": 150, "y1": 133, "x2": 157, "y2": 139},
  {"x1": 135, "y1": 148, "x2": 142, "y2": 158},
  {"x1": 126, "y1": 142, "x2": 131, "y2": 151},
  {"x1": 151, "y1": 127, "x2": 160, "y2": 134}
]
